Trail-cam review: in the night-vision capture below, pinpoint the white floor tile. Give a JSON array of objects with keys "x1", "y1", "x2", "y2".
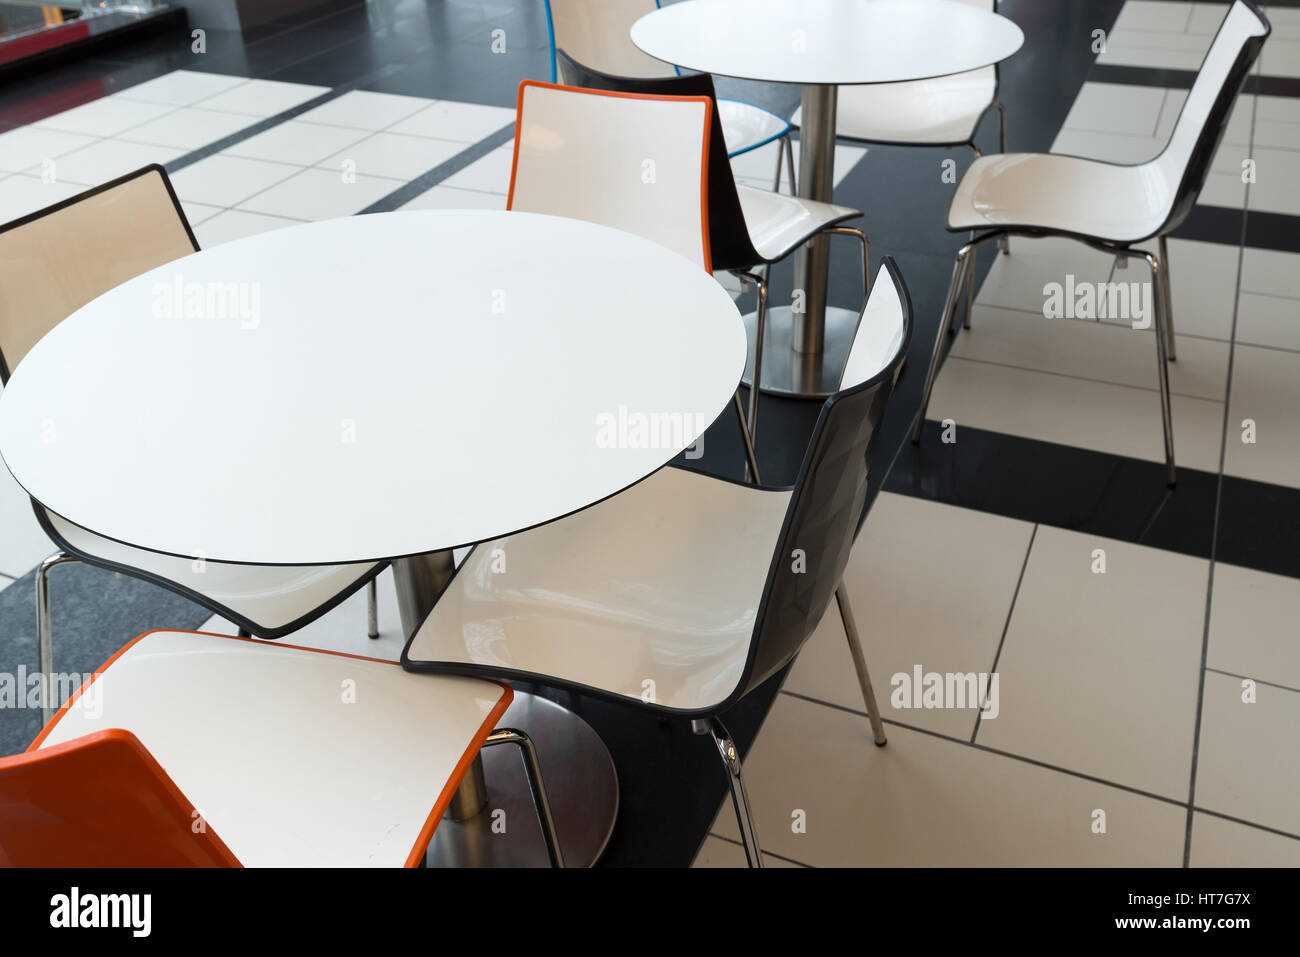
[
  {"x1": 784, "y1": 492, "x2": 1033, "y2": 739},
  {"x1": 713, "y1": 694, "x2": 1186, "y2": 866},
  {"x1": 975, "y1": 235, "x2": 1118, "y2": 316},
  {"x1": 1195, "y1": 671, "x2": 1300, "y2": 835},
  {"x1": 1062, "y1": 83, "x2": 1168, "y2": 137},
  {"x1": 388, "y1": 100, "x2": 516, "y2": 142},
  {"x1": 1208, "y1": 562, "x2": 1300, "y2": 691},
  {"x1": 1224, "y1": 343, "x2": 1300, "y2": 488},
  {"x1": 953, "y1": 306, "x2": 1230, "y2": 402},
  {"x1": 196, "y1": 78, "x2": 330, "y2": 117},
  {"x1": 224, "y1": 120, "x2": 370, "y2": 167},
  {"x1": 1113, "y1": 1, "x2": 1195, "y2": 34},
  {"x1": 295, "y1": 90, "x2": 433, "y2": 131},
  {"x1": 976, "y1": 526, "x2": 1207, "y2": 800},
  {"x1": 192, "y1": 208, "x2": 305, "y2": 247},
  {"x1": 168, "y1": 154, "x2": 301, "y2": 207},
  {"x1": 235, "y1": 167, "x2": 403, "y2": 219},
  {"x1": 116, "y1": 106, "x2": 263, "y2": 151},
  {"x1": 181, "y1": 201, "x2": 224, "y2": 226},
  {"x1": 316, "y1": 132, "x2": 464, "y2": 180},
  {"x1": 1189, "y1": 812, "x2": 1300, "y2": 866},
  {"x1": 927, "y1": 355, "x2": 1226, "y2": 473},
  {"x1": 399, "y1": 184, "x2": 506, "y2": 211},
  {"x1": 30, "y1": 139, "x2": 184, "y2": 187},
  {"x1": 0, "y1": 175, "x2": 84, "y2": 225},
  {"x1": 0, "y1": 126, "x2": 97, "y2": 174},
  {"x1": 34, "y1": 98, "x2": 175, "y2": 138},
  {"x1": 437, "y1": 146, "x2": 514, "y2": 194},
  {"x1": 691, "y1": 834, "x2": 803, "y2": 868},
  {"x1": 115, "y1": 70, "x2": 249, "y2": 107}
]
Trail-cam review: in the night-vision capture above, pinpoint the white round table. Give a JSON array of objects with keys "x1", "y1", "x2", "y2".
[
  {"x1": 633, "y1": 0, "x2": 1024, "y2": 395},
  {"x1": 0, "y1": 208, "x2": 746, "y2": 867}
]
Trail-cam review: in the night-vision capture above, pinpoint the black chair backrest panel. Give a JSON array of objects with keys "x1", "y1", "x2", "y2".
[
  {"x1": 1159, "y1": 0, "x2": 1269, "y2": 235},
  {"x1": 733, "y1": 258, "x2": 913, "y2": 703},
  {"x1": 556, "y1": 49, "x2": 764, "y2": 272}
]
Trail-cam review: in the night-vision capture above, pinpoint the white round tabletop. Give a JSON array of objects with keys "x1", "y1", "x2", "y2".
[
  {"x1": 631, "y1": 0, "x2": 1024, "y2": 86},
  {"x1": 0, "y1": 210, "x2": 745, "y2": 566}
]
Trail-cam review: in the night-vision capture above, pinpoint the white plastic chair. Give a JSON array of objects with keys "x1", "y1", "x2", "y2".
[
  {"x1": 913, "y1": 0, "x2": 1271, "y2": 487},
  {"x1": 405, "y1": 259, "x2": 913, "y2": 867}
]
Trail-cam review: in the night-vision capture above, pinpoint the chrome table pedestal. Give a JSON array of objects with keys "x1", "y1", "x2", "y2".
[{"x1": 393, "y1": 553, "x2": 620, "y2": 867}]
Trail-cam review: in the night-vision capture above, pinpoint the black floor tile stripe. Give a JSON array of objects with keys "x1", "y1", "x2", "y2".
[
  {"x1": 359, "y1": 123, "x2": 517, "y2": 213},
  {"x1": 1092, "y1": 63, "x2": 1300, "y2": 98}
]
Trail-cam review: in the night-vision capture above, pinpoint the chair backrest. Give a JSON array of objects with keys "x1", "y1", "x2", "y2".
[
  {"x1": 545, "y1": 0, "x2": 675, "y2": 84},
  {"x1": 0, "y1": 728, "x2": 241, "y2": 867},
  {"x1": 0, "y1": 164, "x2": 197, "y2": 383},
  {"x1": 732, "y1": 258, "x2": 912, "y2": 703},
  {"x1": 555, "y1": 51, "x2": 764, "y2": 272},
  {"x1": 508, "y1": 80, "x2": 715, "y2": 270},
  {"x1": 1153, "y1": 0, "x2": 1269, "y2": 233}
]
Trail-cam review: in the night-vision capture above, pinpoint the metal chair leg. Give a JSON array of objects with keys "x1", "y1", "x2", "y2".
[
  {"x1": 694, "y1": 716, "x2": 763, "y2": 868},
  {"x1": 783, "y1": 133, "x2": 797, "y2": 195},
  {"x1": 733, "y1": 390, "x2": 761, "y2": 486},
  {"x1": 914, "y1": 244, "x2": 975, "y2": 444},
  {"x1": 826, "y1": 225, "x2": 871, "y2": 301},
  {"x1": 729, "y1": 268, "x2": 767, "y2": 482},
  {"x1": 835, "y1": 583, "x2": 886, "y2": 746},
  {"x1": 1158, "y1": 234, "x2": 1177, "y2": 362},
  {"x1": 366, "y1": 577, "x2": 379, "y2": 639},
  {"x1": 482, "y1": 728, "x2": 564, "y2": 867},
  {"x1": 1139, "y1": 249, "x2": 1177, "y2": 486},
  {"x1": 994, "y1": 99, "x2": 1007, "y2": 155},
  {"x1": 962, "y1": 243, "x2": 976, "y2": 330},
  {"x1": 35, "y1": 551, "x2": 77, "y2": 726}
]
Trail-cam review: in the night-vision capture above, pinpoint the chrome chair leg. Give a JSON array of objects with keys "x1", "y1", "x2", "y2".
[
  {"x1": 1139, "y1": 248, "x2": 1177, "y2": 486},
  {"x1": 366, "y1": 578, "x2": 379, "y2": 639},
  {"x1": 834, "y1": 583, "x2": 886, "y2": 746},
  {"x1": 733, "y1": 391, "x2": 761, "y2": 486},
  {"x1": 729, "y1": 268, "x2": 768, "y2": 482},
  {"x1": 783, "y1": 133, "x2": 797, "y2": 195},
  {"x1": 482, "y1": 728, "x2": 564, "y2": 867},
  {"x1": 914, "y1": 231, "x2": 1006, "y2": 444},
  {"x1": 914, "y1": 245, "x2": 975, "y2": 444},
  {"x1": 993, "y1": 101, "x2": 1010, "y2": 254},
  {"x1": 695, "y1": 716, "x2": 763, "y2": 868},
  {"x1": 826, "y1": 225, "x2": 871, "y2": 301},
  {"x1": 1158, "y1": 234, "x2": 1177, "y2": 362},
  {"x1": 962, "y1": 245, "x2": 976, "y2": 330},
  {"x1": 35, "y1": 551, "x2": 77, "y2": 726}
]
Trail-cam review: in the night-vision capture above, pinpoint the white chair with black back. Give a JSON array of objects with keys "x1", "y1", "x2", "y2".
[
  {"x1": 912, "y1": 0, "x2": 1270, "y2": 487},
  {"x1": 403, "y1": 257, "x2": 913, "y2": 867},
  {"x1": 547, "y1": 62, "x2": 872, "y2": 447},
  {"x1": 544, "y1": 0, "x2": 797, "y2": 191},
  {"x1": 0, "y1": 166, "x2": 387, "y2": 723}
]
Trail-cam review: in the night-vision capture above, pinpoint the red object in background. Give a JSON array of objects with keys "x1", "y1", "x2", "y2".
[{"x1": 0, "y1": 18, "x2": 91, "y2": 67}]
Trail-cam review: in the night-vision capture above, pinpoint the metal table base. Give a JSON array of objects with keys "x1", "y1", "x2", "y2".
[{"x1": 740, "y1": 304, "x2": 861, "y2": 398}]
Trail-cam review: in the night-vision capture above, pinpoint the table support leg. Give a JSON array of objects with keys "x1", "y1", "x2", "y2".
[{"x1": 793, "y1": 83, "x2": 838, "y2": 358}]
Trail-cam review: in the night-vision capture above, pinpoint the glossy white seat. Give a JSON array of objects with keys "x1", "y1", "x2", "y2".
[
  {"x1": 793, "y1": 65, "x2": 998, "y2": 146},
  {"x1": 735, "y1": 184, "x2": 859, "y2": 263},
  {"x1": 406, "y1": 260, "x2": 913, "y2": 866},
  {"x1": 545, "y1": 0, "x2": 794, "y2": 173},
  {"x1": 30, "y1": 629, "x2": 523, "y2": 867},
  {"x1": 915, "y1": 0, "x2": 1271, "y2": 488},
  {"x1": 42, "y1": 510, "x2": 381, "y2": 634}
]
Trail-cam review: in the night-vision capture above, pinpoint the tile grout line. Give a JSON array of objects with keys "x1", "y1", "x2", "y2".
[
  {"x1": 702, "y1": 832, "x2": 815, "y2": 868},
  {"x1": 1204, "y1": 666, "x2": 1300, "y2": 696},
  {"x1": 1182, "y1": 78, "x2": 1261, "y2": 869},
  {"x1": 971, "y1": 523, "x2": 1037, "y2": 744},
  {"x1": 944, "y1": 352, "x2": 1229, "y2": 404}
]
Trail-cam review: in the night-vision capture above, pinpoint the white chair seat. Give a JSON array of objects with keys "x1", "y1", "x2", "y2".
[
  {"x1": 717, "y1": 97, "x2": 791, "y2": 156},
  {"x1": 736, "y1": 185, "x2": 860, "y2": 262},
  {"x1": 405, "y1": 465, "x2": 792, "y2": 713},
  {"x1": 45, "y1": 509, "x2": 380, "y2": 633},
  {"x1": 36, "y1": 629, "x2": 510, "y2": 867},
  {"x1": 947, "y1": 152, "x2": 1171, "y2": 245},
  {"x1": 790, "y1": 68, "x2": 996, "y2": 145}
]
